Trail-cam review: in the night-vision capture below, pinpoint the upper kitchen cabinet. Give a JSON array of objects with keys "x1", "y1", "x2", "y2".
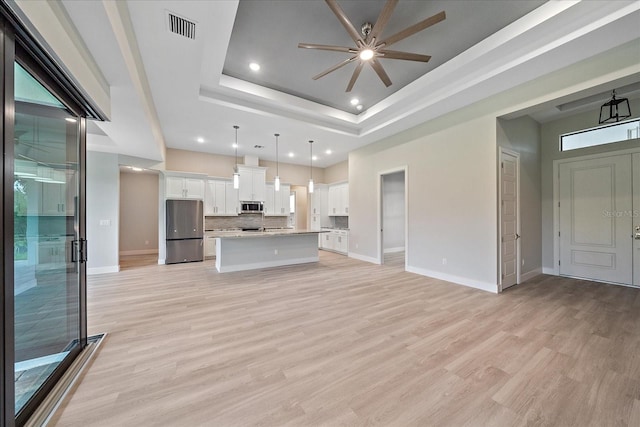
[
  {"x1": 264, "y1": 183, "x2": 291, "y2": 216},
  {"x1": 205, "y1": 179, "x2": 238, "y2": 216},
  {"x1": 164, "y1": 172, "x2": 206, "y2": 200},
  {"x1": 328, "y1": 183, "x2": 349, "y2": 216},
  {"x1": 237, "y1": 165, "x2": 266, "y2": 202},
  {"x1": 38, "y1": 170, "x2": 76, "y2": 216}
]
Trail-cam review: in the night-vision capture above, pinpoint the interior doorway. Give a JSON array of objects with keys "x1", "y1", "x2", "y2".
[{"x1": 379, "y1": 169, "x2": 407, "y2": 268}]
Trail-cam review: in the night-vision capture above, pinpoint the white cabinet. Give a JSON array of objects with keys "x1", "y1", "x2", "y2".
[
  {"x1": 335, "y1": 230, "x2": 348, "y2": 254},
  {"x1": 204, "y1": 236, "x2": 216, "y2": 258},
  {"x1": 328, "y1": 183, "x2": 349, "y2": 216},
  {"x1": 40, "y1": 172, "x2": 76, "y2": 216},
  {"x1": 238, "y1": 166, "x2": 266, "y2": 202},
  {"x1": 205, "y1": 179, "x2": 239, "y2": 216},
  {"x1": 265, "y1": 183, "x2": 291, "y2": 216},
  {"x1": 319, "y1": 229, "x2": 348, "y2": 254},
  {"x1": 224, "y1": 181, "x2": 239, "y2": 215},
  {"x1": 320, "y1": 231, "x2": 335, "y2": 251},
  {"x1": 166, "y1": 175, "x2": 205, "y2": 199},
  {"x1": 311, "y1": 214, "x2": 321, "y2": 231},
  {"x1": 41, "y1": 182, "x2": 66, "y2": 215}
]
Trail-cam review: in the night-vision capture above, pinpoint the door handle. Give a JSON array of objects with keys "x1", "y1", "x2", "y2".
[{"x1": 516, "y1": 233, "x2": 520, "y2": 240}]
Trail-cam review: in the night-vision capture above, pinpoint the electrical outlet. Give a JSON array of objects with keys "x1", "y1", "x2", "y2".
[
  {"x1": 274, "y1": 249, "x2": 278, "y2": 255},
  {"x1": 522, "y1": 258, "x2": 525, "y2": 266},
  {"x1": 145, "y1": 240, "x2": 149, "y2": 245},
  {"x1": 442, "y1": 258, "x2": 447, "y2": 265},
  {"x1": 356, "y1": 243, "x2": 359, "y2": 249}
]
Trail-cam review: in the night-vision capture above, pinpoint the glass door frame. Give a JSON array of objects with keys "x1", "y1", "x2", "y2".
[{"x1": 1, "y1": 3, "x2": 98, "y2": 424}]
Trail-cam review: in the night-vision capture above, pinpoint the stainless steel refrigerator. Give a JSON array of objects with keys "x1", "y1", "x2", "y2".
[{"x1": 165, "y1": 199, "x2": 204, "y2": 264}]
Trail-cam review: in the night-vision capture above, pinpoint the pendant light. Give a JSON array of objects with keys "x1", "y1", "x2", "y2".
[
  {"x1": 233, "y1": 125, "x2": 240, "y2": 189},
  {"x1": 274, "y1": 133, "x2": 280, "y2": 192},
  {"x1": 599, "y1": 89, "x2": 631, "y2": 124},
  {"x1": 308, "y1": 140, "x2": 314, "y2": 194}
]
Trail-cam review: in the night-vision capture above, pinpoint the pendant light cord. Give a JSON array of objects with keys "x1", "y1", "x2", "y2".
[
  {"x1": 309, "y1": 140, "x2": 313, "y2": 179},
  {"x1": 275, "y1": 133, "x2": 279, "y2": 177}
]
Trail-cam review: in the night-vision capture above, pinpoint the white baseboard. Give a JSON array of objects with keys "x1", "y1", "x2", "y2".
[
  {"x1": 384, "y1": 247, "x2": 405, "y2": 254},
  {"x1": 87, "y1": 265, "x2": 120, "y2": 275},
  {"x1": 520, "y1": 268, "x2": 542, "y2": 283},
  {"x1": 348, "y1": 252, "x2": 381, "y2": 265},
  {"x1": 542, "y1": 267, "x2": 557, "y2": 275},
  {"x1": 158, "y1": 259, "x2": 166, "y2": 265},
  {"x1": 119, "y1": 249, "x2": 158, "y2": 256},
  {"x1": 406, "y1": 265, "x2": 498, "y2": 293}
]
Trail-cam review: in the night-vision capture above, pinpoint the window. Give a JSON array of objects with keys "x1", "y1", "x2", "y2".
[{"x1": 560, "y1": 118, "x2": 640, "y2": 151}]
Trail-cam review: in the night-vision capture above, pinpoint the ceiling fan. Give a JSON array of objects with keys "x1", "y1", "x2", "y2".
[{"x1": 298, "y1": 0, "x2": 446, "y2": 92}]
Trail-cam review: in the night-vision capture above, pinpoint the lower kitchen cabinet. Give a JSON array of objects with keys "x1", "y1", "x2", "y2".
[
  {"x1": 204, "y1": 236, "x2": 216, "y2": 258},
  {"x1": 319, "y1": 229, "x2": 348, "y2": 255}
]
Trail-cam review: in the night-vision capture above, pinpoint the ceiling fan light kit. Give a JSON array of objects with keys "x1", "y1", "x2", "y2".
[{"x1": 299, "y1": 0, "x2": 446, "y2": 92}]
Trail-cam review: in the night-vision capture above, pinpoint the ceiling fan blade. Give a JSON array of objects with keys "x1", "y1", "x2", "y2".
[
  {"x1": 378, "y1": 49, "x2": 431, "y2": 62},
  {"x1": 312, "y1": 56, "x2": 358, "y2": 80},
  {"x1": 298, "y1": 43, "x2": 356, "y2": 54},
  {"x1": 370, "y1": 59, "x2": 392, "y2": 87},
  {"x1": 325, "y1": 0, "x2": 364, "y2": 46},
  {"x1": 379, "y1": 11, "x2": 446, "y2": 48},
  {"x1": 346, "y1": 61, "x2": 364, "y2": 92},
  {"x1": 368, "y1": 0, "x2": 398, "y2": 43}
]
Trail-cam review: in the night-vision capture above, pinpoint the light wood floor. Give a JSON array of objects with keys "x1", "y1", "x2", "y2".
[{"x1": 50, "y1": 252, "x2": 640, "y2": 426}]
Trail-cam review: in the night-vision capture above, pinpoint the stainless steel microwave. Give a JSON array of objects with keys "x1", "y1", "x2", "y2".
[{"x1": 241, "y1": 202, "x2": 263, "y2": 213}]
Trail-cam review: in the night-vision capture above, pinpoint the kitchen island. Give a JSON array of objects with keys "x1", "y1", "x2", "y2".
[{"x1": 208, "y1": 229, "x2": 324, "y2": 273}]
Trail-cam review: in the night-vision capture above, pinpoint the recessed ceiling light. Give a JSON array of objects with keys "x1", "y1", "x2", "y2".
[
  {"x1": 131, "y1": 167, "x2": 143, "y2": 172},
  {"x1": 359, "y1": 49, "x2": 374, "y2": 61},
  {"x1": 232, "y1": 143, "x2": 238, "y2": 148},
  {"x1": 196, "y1": 137, "x2": 204, "y2": 143},
  {"x1": 325, "y1": 149, "x2": 332, "y2": 155},
  {"x1": 312, "y1": 155, "x2": 318, "y2": 161},
  {"x1": 65, "y1": 118, "x2": 77, "y2": 123},
  {"x1": 249, "y1": 62, "x2": 260, "y2": 71},
  {"x1": 288, "y1": 152, "x2": 294, "y2": 158},
  {"x1": 350, "y1": 98, "x2": 359, "y2": 106},
  {"x1": 356, "y1": 104, "x2": 363, "y2": 111}
]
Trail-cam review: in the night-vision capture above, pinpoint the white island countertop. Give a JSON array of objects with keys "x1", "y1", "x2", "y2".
[{"x1": 206, "y1": 229, "x2": 325, "y2": 239}]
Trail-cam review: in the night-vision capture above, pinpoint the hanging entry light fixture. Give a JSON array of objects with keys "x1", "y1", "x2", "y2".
[
  {"x1": 599, "y1": 90, "x2": 631, "y2": 124},
  {"x1": 233, "y1": 125, "x2": 240, "y2": 189},
  {"x1": 308, "y1": 140, "x2": 314, "y2": 194},
  {"x1": 274, "y1": 133, "x2": 281, "y2": 192}
]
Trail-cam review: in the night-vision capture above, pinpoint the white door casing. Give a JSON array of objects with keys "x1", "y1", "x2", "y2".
[
  {"x1": 633, "y1": 153, "x2": 640, "y2": 287},
  {"x1": 559, "y1": 154, "x2": 633, "y2": 285},
  {"x1": 499, "y1": 150, "x2": 520, "y2": 290}
]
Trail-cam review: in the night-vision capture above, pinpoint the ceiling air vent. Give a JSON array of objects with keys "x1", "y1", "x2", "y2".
[{"x1": 166, "y1": 11, "x2": 196, "y2": 40}]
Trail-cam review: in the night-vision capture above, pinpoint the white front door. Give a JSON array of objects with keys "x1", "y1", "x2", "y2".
[
  {"x1": 500, "y1": 151, "x2": 519, "y2": 289},
  {"x1": 633, "y1": 153, "x2": 640, "y2": 287},
  {"x1": 559, "y1": 154, "x2": 633, "y2": 285}
]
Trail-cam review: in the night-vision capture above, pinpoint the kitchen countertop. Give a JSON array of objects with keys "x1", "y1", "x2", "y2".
[{"x1": 206, "y1": 229, "x2": 326, "y2": 239}]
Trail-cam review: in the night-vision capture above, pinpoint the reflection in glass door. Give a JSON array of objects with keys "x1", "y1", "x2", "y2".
[{"x1": 13, "y1": 62, "x2": 81, "y2": 416}]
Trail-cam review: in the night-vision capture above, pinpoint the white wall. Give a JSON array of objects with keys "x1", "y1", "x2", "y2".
[
  {"x1": 540, "y1": 98, "x2": 640, "y2": 272},
  {"x1": 349, "y1": 115, "x2": 499, "y2": 292},
  {"x1": 382, "y1": 171, "x2": 405, "y2": 253},
  {"x1": 119, "y1": 171, "x2": 159, "y2": 255},
  {"x1": 87, "y1": 151, "x2": 120, "y2": 274},
  {"x1": 497, "y1": 116, "x2": 542, "y2": 279}
]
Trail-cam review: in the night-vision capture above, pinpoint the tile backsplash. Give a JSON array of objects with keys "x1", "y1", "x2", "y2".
[
  {"x1": 333, "y1": 216, "x2": 349, "y2": 229},
  {"x1": 205, "y1": 214, "x2": 288, "y2": 230}
]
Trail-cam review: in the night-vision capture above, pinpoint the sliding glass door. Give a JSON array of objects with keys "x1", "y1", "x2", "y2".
[
  {"x1": 1, "y1": 4, "x2": 99, "y2": 423},
  {"x1": 13, "y1": 61, "x2": 82, "y2": 418}
]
